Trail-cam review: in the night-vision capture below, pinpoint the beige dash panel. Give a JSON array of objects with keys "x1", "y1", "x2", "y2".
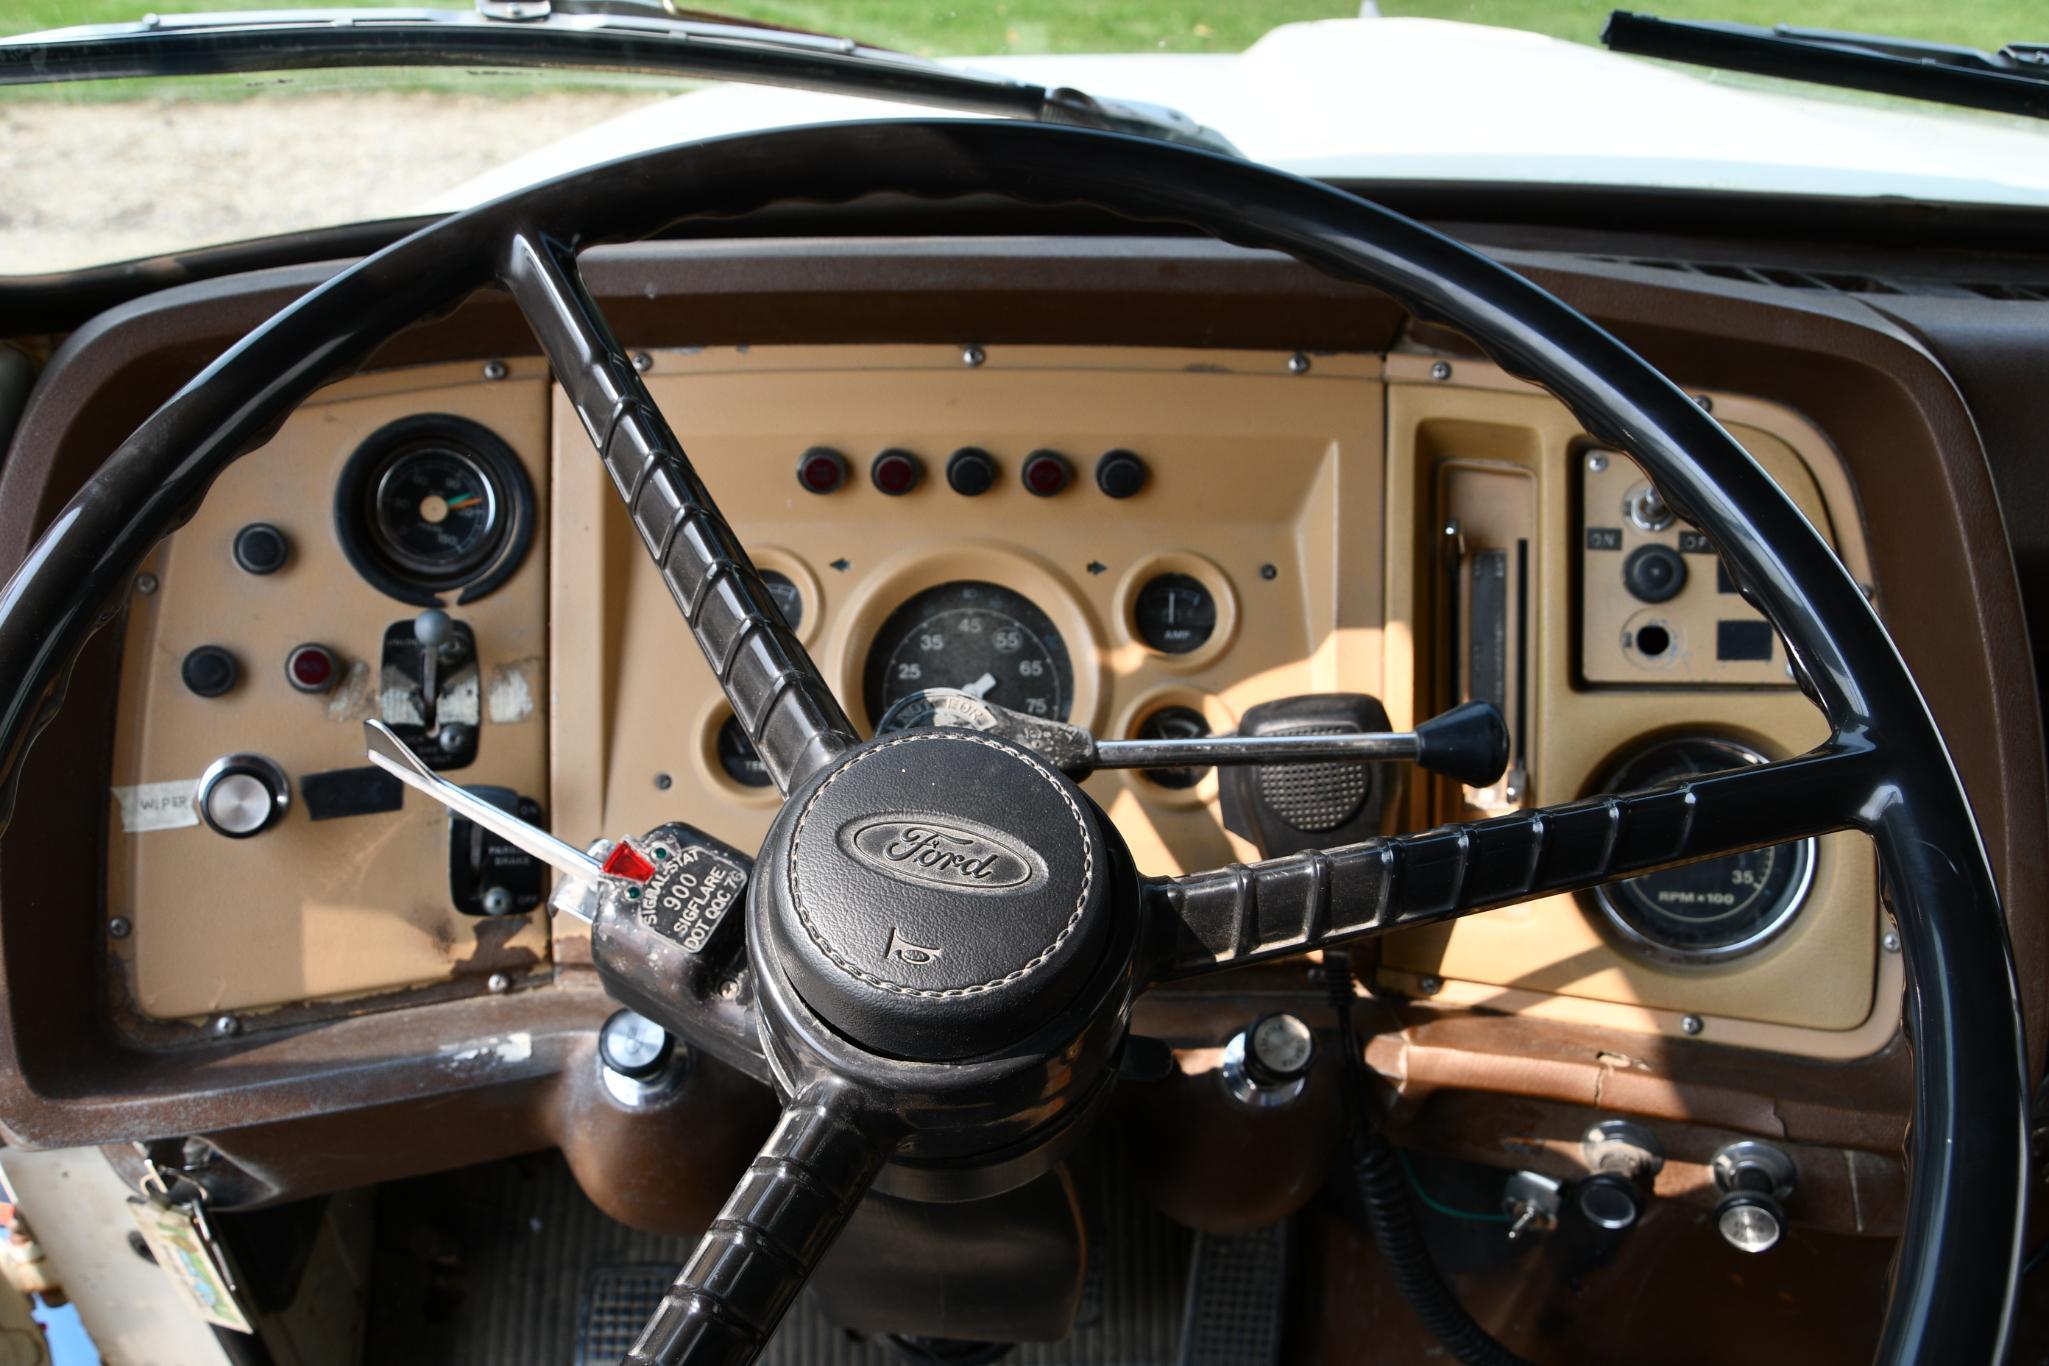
[{"x1": 108, "y1": 362, "x2": 554, "y2": 1023}]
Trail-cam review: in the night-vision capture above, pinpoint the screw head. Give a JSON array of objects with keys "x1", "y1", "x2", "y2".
[
  {"x1": 1586, "y1": 451, "x2": 1610, "y2": 474},
  {"x1": 1882, "y1": 931, "x2": 1901, "y2": 953},
  {"x1": 961, "y1": 344, "x2": 986, "y2": 368},
  {"x1": 653, "y1": 772, "x2": 673, "y2": 791},
  {"x1": 109, "y1": 917, "x2": 132, "y2": 939},
  {"x1": 1430, "y1": 360, "x2": 1453, "y2": 382},
  {"x1": 717, "y1": 978, "x2": 741, "y2": 1000},
  {"x1": 1681, "y1": 1014, "x2": 1705, "y2": 1036},
  {"x1": 1695, "y1": 393, "x2": 1715, "y2": 412},
  {"x1": 1417, "y1": 974, "x2": 1443, "y2": 996},
  {"x1": 1259, "y1": 563, "x2": 1278, "y2": 581},
  {"x1": 632, "y1": 351, "x2": 654, "y2": 374},
  {"x1": 482, "y1": 359, "x2": 508, "y2": 382},
  {"x1": 487, "y1": 972, "x2": 512, "y2": 994},
  {"x1": 134, "y1": 572, "x2": 159, "y2": 595},
  {"x1": 1287, "y1": 352, "x2": 1312, "y2": 375},
  {"x1": 210, "y1": 1015, "x2": 240, "y2": 1038}
]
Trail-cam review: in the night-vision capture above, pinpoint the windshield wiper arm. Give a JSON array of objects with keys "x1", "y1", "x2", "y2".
[
  {"x1": 0, "y1": 3, "x2": 1235, "y2": 154},
  {"x1": 1604, "y1": 10, "x2": 2049, "y2": 121}
]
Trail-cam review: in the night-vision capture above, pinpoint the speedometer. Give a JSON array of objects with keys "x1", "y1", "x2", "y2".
[{"x1": 862, "y1": 581, "x2": 1073, "y2": 730}]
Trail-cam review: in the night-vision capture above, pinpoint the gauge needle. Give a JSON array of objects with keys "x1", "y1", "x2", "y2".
[
  {"x1": 445, "y1": 494, "x2": 483, "y2": 510},
  {"x1": 961, "y1": 672, "x2": 998, "y2": 700}
]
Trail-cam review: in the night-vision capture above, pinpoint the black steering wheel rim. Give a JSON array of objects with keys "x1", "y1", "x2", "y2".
[{"x1": 0, "y1": 119, "x2": 2027, "y2": 1363}]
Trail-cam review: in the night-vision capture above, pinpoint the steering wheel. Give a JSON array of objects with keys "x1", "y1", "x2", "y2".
[{"x1": 0, "y1": 121, "x2": 2027, "y2": 1365}]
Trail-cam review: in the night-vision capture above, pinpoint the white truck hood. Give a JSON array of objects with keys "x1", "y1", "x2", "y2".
[{"x1": 432, "y1": 17, "x2": 2049, "y2": 211}]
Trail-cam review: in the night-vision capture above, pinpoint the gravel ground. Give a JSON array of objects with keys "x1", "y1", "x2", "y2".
[{"x1": 0, "y1": 92, "x2": 662, "y2": 275}]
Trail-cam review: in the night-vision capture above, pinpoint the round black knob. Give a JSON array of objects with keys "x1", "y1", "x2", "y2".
[
  {"x1": 1243, "y1": 1012, "x2": 1315, "y2": 1086},
  {"x1": 1021, "y1": 449, "x2": 1072, "y2": 497},
  {"x1": 181, "y1": 645, "x2": 240, "y2": 698},
  {"x1": 598, "y1": 1008, "x2": 673, "y2": 1081},
  {"x1": 1623, "y1": 543, "x2": 1688, "y2": 604},
  {"x1": 945, "y1": 447, "x2": 998, "y2": 496},
  {"x1": 795, "y1": 446, "x2": 849, "y2": 495},
  {"x1": 1094, "y1": 449, "x2": 1149, "y2": 499},
  {"x1": 197, "y1": 754, "x2": 289, "y2": 838},
  {"x1": 870, "y1": 448, "x2": 923, "y2": 496},
  {"x1": 1575, "y1": 1171, "x2": 1645, "y2": 1231},
  {"x1": 231, "y1": 522, "x2": 289, "y2": 575}
]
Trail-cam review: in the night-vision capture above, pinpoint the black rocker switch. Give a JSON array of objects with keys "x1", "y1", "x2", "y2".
[{"x1": 1220, "y1": 694, "x2": 1400, "y2": 857}]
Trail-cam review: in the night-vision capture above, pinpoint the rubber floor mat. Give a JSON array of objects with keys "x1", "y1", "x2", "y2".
[{"x1": 367, "y1": 1149, "x2": 1192, "y2": 1365}]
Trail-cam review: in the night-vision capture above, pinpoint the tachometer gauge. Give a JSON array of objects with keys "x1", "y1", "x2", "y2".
[
  {"x1": 335, "y1": 414, "x2": 535, "y2": 605},
  {"x1": 862, "y1": 580, "x2": 1073, "y2": 730},
  {"x1": 1588, "y1": 737, "x2": 1815, "y2": 963}
]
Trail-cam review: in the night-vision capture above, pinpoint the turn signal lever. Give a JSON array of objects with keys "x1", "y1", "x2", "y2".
[
  {"x1": 874, "y1": 691, "x2": 1510, "y2": 789},
  {"x1": 364, "y1": 720, "x2": 763, "y2": 1075}
]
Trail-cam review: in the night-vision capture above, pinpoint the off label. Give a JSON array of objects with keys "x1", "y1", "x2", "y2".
[{"x1": 640, "y1": 845, "x2": 746, "y2": 955}]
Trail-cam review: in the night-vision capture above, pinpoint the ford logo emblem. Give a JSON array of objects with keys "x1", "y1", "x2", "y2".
[{"x1": 839, "y1": 816, "x2": 1043, "y2": 892}]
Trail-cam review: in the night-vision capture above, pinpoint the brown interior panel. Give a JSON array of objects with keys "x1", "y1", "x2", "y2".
[{"x1": 106, "y1": 360, "x2": 554, "y2": 1024}]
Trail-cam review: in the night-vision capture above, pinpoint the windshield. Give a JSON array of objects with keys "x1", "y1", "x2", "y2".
[{"x1": 5, "y1": 1, "x2": 2048, "y2": 275}]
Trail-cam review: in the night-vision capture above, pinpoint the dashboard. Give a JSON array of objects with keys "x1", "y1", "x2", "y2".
[
  {"x1": 103, "y1": 338, "x2": 1881, "y2": 1054},
  {"x1": 1, "y1": 230, "x2": 2043, "y2": 1256}
]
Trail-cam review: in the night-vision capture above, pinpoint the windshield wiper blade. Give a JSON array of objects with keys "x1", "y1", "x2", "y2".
[
  {"x1": 0, "y1": 4, "x2": 1236, "y2": 154},
  {"x1": 1604, "y1": 10, "x2": 2049, "y2": 121}
]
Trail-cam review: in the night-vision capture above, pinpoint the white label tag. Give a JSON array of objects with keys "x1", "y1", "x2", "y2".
[
  {"x1": 113, "y1": 780, "x2": 200, "y2": 833},
  {"x1": 126, "y1": 1198, "x2": 254, "y2": 1334}
]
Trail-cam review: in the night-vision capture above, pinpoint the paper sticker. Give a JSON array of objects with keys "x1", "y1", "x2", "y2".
[
  {"x1": 126, "y1": 1198, "x2": 253, "y2": 1334},
  {"x1": 113, "y1": 780, "x2": 199, "y2": 833}
]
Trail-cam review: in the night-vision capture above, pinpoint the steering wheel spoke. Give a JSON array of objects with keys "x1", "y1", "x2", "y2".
[
  {"x1": 625, "y1": 1087, "x2": 886, "y2": 1366},
  {"x1": 502, "y1": 231, "x2": 857, "y2": 795},
  {"x1": 1141, "y1": 741, "x2": 1878, "y2": 983}
]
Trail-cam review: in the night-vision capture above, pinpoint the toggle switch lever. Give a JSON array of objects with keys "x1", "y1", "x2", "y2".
[{"x1": 413, "y1": 608, "x2": 455, "y2": 733}]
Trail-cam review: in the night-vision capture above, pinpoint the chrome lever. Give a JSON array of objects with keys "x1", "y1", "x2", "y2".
[
  {"x1": 875, "y1": 691, "x2": 1510, "y2": 789},
  {"x1": 363, "y1": 720, "x2": 604, "y2": 888}
]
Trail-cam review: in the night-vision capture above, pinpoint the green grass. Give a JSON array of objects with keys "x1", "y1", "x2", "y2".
[
  {"x1": 0, "y1": 0, "x2": 2038, "y2": 100},
  {"x1": 1381, "y1": 0, "x2": 2042, "y2": 50},
  {"x1": 6, "y1": 0, "x2": 2040, "y2": 53}
]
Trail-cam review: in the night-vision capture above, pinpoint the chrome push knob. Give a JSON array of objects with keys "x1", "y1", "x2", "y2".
[
  {"x1": 1221, "y1": 1012, "x2": 1315, "y2": 1106},
  {"x1": 196, "y1": 754, "x2": 290, "y2": 838},
  {"x1": 1711, "y1": 1140, "x2": 1797, "y2": 1254}
]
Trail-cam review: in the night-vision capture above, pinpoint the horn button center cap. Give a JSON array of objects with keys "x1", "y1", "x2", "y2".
[{"x1": 769, "y1": 731, "x2": 1112, "y2": 1062}]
